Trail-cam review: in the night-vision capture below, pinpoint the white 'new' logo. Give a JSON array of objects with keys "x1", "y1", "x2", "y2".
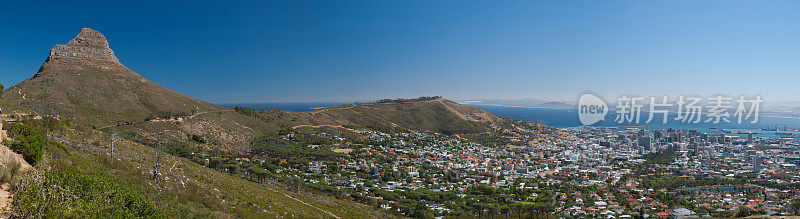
[{"x1": 578, "y1": 93, "x2": 608, "y2": 126}]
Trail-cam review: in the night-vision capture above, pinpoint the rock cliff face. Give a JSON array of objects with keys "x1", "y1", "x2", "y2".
[{"x1": 47, "y1": 28, "x2": 119, "y2": 63}]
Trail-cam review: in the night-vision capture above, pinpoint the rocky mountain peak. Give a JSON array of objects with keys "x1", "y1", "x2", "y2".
[
  {"x1": 48, "y1": 28, "x2": 119, "y2": 63},
  {"x1": 68, "y1": 28, "x2": 111, "y2": 48}
]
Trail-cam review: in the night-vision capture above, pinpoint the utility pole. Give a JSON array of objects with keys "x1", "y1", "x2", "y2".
[
  {"x1": 45, "y1": 113, "x2": 49, "y2": 137},
  {"x1": 153, "y1": 146, "x2": 162, "y2": 183},
  {"x1": 111, "y1": 132, "x2": 118, "y2": 163}
]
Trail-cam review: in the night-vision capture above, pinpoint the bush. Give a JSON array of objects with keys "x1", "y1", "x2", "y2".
[
  {"x1": 189, "y1": 134, "x2": 206, "y2": 144},
  {"x1": 0, "y1": 159, "x2": 21, "y2": 184},
  {"x1": 3, "y1": 123, "x2": 47, "y2": 165},
  {"x1": 12, "y1": 167, "x2": 161, "y2": 218},
  {"x1": 233, "y1": 106, "x2": 259, "y2": 117}
]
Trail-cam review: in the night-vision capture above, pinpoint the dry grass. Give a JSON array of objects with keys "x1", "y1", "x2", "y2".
[{"x1": 0, "y1": 159, "x2": 21, "y2": 185}]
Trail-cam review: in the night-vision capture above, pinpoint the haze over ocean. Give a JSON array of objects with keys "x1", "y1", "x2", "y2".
[{"x1": 473, "y1": 105, "x2": 800, "y2": 138}]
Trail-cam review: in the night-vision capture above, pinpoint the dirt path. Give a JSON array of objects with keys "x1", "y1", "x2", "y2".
[
  {"x1": 146, "y1": 109, "x2": 255, "y2": 133},
  {"x1": 168, "y1": 160, "x2": 180, "y2": 172},
  {"x1": 291, "y1": 124, "x2": 366, "y2": 134},
  {"x1": 15, "y1": 87, "x2": 64, "y2": 106},
  {"x1": 0, "y1": 144, "x2": 31, "y2": 171},
  {"x1": 16, "y1": 88, "x2": 26, "y2": 100},
  {"x1": 0, "y1": 137, "x2": 31, "y2": 216},
  {"x1": 145, "y1": 109, "x2": 234, "y2": 123},
  {"x1": 0, "y1": 183, "x2": 12, "y2": 215},
  {"x1": 0, "y1": 133, "x2": 9, "y2": 215},
  {"x1": 99, "y1": 109, "x2": 234, "y2": 129},
  {"x1": 262, "y1": 185, "x2": 340, "y2": 219}
]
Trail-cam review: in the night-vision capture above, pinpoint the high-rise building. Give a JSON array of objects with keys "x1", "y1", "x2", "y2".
[
  {"x1": 638, "y1": 136, "x2": 652, "y2": 152},
  {"x1": 753, "y1": 155, "x2": 763, "y2": 173}
]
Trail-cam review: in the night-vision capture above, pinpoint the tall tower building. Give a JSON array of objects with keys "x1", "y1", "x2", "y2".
[
  {"x1": 753, "y1": 154, "x2": 763, "y2": 173},
  {"x1": 638, "y1": 136, "x2": 652, "y2": 152}
]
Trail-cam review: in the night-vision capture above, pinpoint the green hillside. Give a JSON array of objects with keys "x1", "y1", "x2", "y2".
[{"x1": 4, "y1": 116, "x2": 391, "y2": 218}]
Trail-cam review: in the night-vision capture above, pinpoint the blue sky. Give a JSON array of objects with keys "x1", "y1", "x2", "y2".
[{"x1": 1, "y1": 1, "x2": 799, "y2": 103}]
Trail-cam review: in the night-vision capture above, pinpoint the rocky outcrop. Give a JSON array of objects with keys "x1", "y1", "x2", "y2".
[{"x1": 47, "y1": 28, "x2": 119, "y2": 63}]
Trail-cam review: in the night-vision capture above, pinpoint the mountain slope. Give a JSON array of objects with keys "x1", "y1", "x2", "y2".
[
  {"x1": 0, "y1": 28, "x2": 275, "y2": 151},
  {"x1": 5, "y1": 118, "x2": 388, "y2": 218},
  {"x1": 242, "y1": 97, "x2": 559, "y2": 148},
  {"x1": 1, "y1": 28, "x2": 220, "y2": 127},
  {"x1": 0, "y1": 28, "x2": 393, "y2": 218},
  {"x1": 300, "y1": 98, "x2": 503, "y2": 134}
]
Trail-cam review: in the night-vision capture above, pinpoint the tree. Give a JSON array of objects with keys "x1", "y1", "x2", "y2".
[
  {"x1": 791, "y1": 198, "x2": 800, "y2": 215},
  {"x1": 735, "y1": 206, "x2": 752, "y2": 217},
  {"x1": 208, "y1": 158, "x2": 223, "y2": 170},
  {"x1": 411, "y1": 201, "x2": 427, "y2": 218},
  {"x1": 223, "y1": 164, "x2": 239, "y2": 175}
]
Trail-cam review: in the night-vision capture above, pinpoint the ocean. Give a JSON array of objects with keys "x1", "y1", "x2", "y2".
[{"x1": 470, "y1": 104, "x2": 800, "y2": 138}]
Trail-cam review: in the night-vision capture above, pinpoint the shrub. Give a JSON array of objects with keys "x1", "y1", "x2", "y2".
[
  {"x1": 0, "y1": 159, "x2": 21, "y2": 184},
  {"x1": 189, "y1": 134, "x2": 206, "y2": 144},
  {"x1": 12, "y1": 167, "x2": 161, "y2": 218},
  {"x1": 3, "y1": 123, "x2": 47, "y2": 165}
]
